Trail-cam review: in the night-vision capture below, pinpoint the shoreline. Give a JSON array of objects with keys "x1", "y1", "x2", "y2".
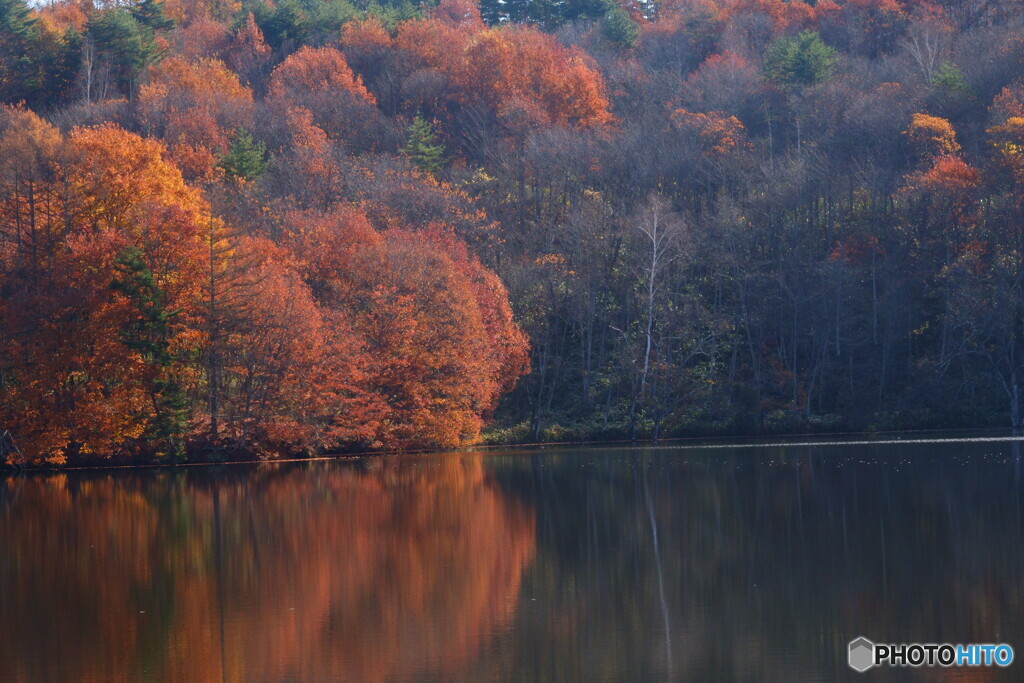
[{"x1": 3, "y1": 424, "x2": 1017, "y2": 473}]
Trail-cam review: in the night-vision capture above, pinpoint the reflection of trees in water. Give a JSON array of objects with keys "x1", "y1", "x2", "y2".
[
  {"x1": 0, "y1": 456, "x2": 535, "y2": 682},
  {"x1": 3, "y1": 447, "x2": 1022, "y2": 682},
  {"x1": 485, "y1": 446, "x2": 1024, "y2": 681}
]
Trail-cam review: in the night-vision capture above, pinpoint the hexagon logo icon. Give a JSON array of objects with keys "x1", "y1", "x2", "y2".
[{"x1": 848, "y1": 637, "x2": 875, "y2": 672}]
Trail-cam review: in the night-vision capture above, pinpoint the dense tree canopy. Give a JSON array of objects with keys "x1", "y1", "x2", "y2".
[{"x1": 4, "y1": 0, "x2": 1024, "y2": 463}]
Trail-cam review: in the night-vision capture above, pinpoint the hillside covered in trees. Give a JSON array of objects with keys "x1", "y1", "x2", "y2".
[{"x1": 2, "y1": 0, "x2": 1024, "y2": 464}]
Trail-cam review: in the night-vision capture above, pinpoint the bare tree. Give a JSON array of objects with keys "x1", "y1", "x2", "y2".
[
  {"x1": 82, "y1": 38, "x2": 96, "y2": 105},
  {"x1": 902, "y1": 19, "x2": 951, "y2": 84},
  {"x1": 635, "y1": 194, "x2": 684, "y2": 397}
]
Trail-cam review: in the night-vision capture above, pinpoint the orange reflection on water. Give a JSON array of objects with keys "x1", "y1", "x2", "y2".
[{"x1": 0, "y1": 455, "x2": 535, "y2": 682}]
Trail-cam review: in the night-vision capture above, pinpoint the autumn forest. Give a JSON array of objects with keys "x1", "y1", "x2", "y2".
[{"x1": 2, "y1": 0, "x2": 1024, "y2": 465}]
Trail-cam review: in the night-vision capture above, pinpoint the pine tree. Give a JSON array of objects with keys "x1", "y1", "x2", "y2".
[
  {"x1": 403, "y1": 115, "x2": 445, "y2": 176},
  {"x1": 480, "y1": 0, "x2": 604, "y2": 28},
  {"x1": 130, "y1": 0, "x2": 175, "y2": 32},
  {"x1": 0, "y1": 0, "x2": 37, "y2": 50},
  {"x1": 220, "y1": 128, "x2": 268, "y2": 181},
  {"x1": 87, "y1": 8, "x2": 163, "y2": 97},
  {"x1": 602, "y1": 6, "x2": 639, "y2": 49},
  {"x1": 932, "y1": 62, "x2": 971, "y2": 95},
  {"x1": 111, "y1": 248, "x2": 189, "y2": 461},
  {"x1": 0, "y1": 0, "x2": 41, "y2": 104},
  {"x1": 764, "y1": 30, "x2": 837, "y2": 90},
  {"x1": 0, "y1": 0, "x2": 80, "y2": 108},
  {"x1": 247, "y1": 0, "x2": 309, "y2": 49},
  {"x1": 563, "y1": 0, "x2": 612, "y2": 23}
]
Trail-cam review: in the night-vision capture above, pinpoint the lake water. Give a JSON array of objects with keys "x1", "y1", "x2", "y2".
[{"x1": 2, "y1": 437, "x2": 1024, "y2": 681}]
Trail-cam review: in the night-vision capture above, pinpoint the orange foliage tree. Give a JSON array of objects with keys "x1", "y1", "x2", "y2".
[
  {"x1": 671, "y1": 107, "x2": 751, "y2": 157},
  {"x1": 904, "y1": 154, "x2": 980, "y2": 199},
  {"x1": 987, "y1": 116, "x2": 1024, "y2": 200},
  {"x1": 372, "y1": 20, "x2": 612, "y2": 130},
  {"x1": 137, "y1": 56, "x2": 255, "y2": 182},
  {"x1": 282, "y1": 208, "x2": 529, "y2": 449},
  {"x1": 173, "y1": 17, "x2": 231, "y2": 61},
  {"x1": 992, "y1": 83, "x2": 1024, "y2": 122},
  {"x1": 905, "y1": 112, "x2": 961, "y2": 158},
  {"x1": 37, "y1": 0, "x2": 90, "y2": 32},
  {"x1": 210, "y1": 237, "x2": 378, "y2": 452},
  {"x1": 267, "y1": 46, "x2": 376, "y2": 105},
  {"x1": 266, "y1": 46, "x2": 382, "y2": 146},
  {"x1": 224, "y1": 12, "x2": 271, "y2": 85},
  {"x1": 431, "y1": 0, "x2": 486, "y2": 28},
  {"x1": 721, "y1": 0, "x2": 818, "y2": 34},
  {"x1": 163, "y1": 0, "x2": 241, "y2": 25},
  {"x1": 0, "y1": 116, "x2": 208, "y2": 463},
  {"x1": 343, "y1": 230, "x2": 518, "y2": 447},
  {"x1": 901, "y1": 153, "x2": 981, "y2": 232},
  {"x1": 278, "y1": 106, "x2": 343, "y2": 210},
  {"x1": 2, "y1": 8, "x2": 553, "y2": 463}
]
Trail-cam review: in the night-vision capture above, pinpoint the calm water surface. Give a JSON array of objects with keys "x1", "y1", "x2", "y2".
[{"x1": 3, "y1": 438, "x2": 1024, "y2": 681}]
